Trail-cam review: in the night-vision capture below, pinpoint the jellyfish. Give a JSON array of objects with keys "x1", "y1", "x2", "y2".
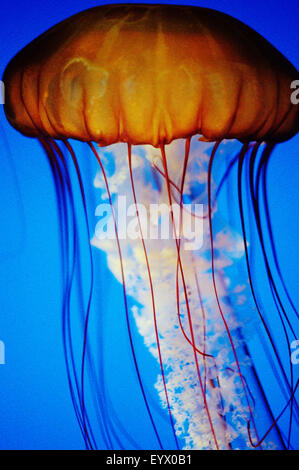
[{"x1": 3, "y1": 4, "x2": 299, "y2": 450}]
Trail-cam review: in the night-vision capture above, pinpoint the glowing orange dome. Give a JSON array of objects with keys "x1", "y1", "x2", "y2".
[{"x1": 3, "y1": 4, "x2": 299, "y2": 146}]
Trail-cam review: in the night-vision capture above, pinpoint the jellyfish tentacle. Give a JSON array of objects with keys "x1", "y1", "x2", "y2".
[
  {"x1": 89, "y1": 142, "x2": 165, "y2": 450},
  {"x1": 248, "y1": 144, "x2": 298, "y2": 447},
  {"x1": 58, "y1": 140, "x2": 128, "y2": 449},
  {"x1": 237, "y1": 142, "x2": 299, "y2": 447},
  {"x1": 127, "y1": 143, "x2": 177, "y2": 450},
  {"x1": 160, "y1": 143, "x2": 220, "y2": 450},
  {"x1": 51, "y1": 139, "x2": 97, "y2": 449},
  {"x1": 174, "y1": 140, "x2": 231, "y2": 446},
  {"x1": 262, "y1": 155, "x2": 299, "y2": 320},
  {"x1": 40, "y1": 137, "x2": 97, "y2": 449},
  {"x1": 208, "y1": 141, "x2": 261, "y2": 447},
  {"x1": 261, "y1": 152, "x2": 299, "y2": 448},
  {"x1": 172, "y1": 139, "x2": 214, "y2": 358},
  {"x1": 17, "y1": 66, "x2": 96, "y2": 448},
  {"x1": 152, "y1": 162, "x2": 214, "y2": 220},
  {"x1": 53, "y1": 139, "x2": 95, "y2": 447},
  {"x1": 251, "y1": 146, "x2": 297, "y2": 432},
  {"x1": 248, "y1": 377, "x2": 299, "y2": 448},
  {"x1": 237, "y1": 143, "x2": 288, "y2": 448},
  {"x1": 64, "y1": 140, "x2": 124, "y2": 448},
  {"x1": 65, "y1": 146, "x2": 145, "y2": 450},
  {"x1": 175, "y1": 138, "x2": 216, "y2": 402},
  {"x1": 64, "y1": 143, "x2": 124, "y2": 449},
  {"x1": 252, "y1": 146, "x2": 296, "y2": 335},
  {"x1": 192, "y1": 269, "x2": 209, "y2": 395},
  {"x1": 40, "y1": 138, "x2": 85, "y2": 439}
]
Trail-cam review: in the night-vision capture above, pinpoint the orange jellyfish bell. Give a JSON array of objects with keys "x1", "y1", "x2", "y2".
[{"x1": 3, "y1": 3, "x2": 299, "y2": 146}]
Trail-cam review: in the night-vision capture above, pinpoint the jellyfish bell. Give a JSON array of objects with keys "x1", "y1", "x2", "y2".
[
  {"x1": 3, "y1": 4, "x2": 299, "y2": 145},
  {"x1": 3, "y1": 3, "x2": 299, "y2": 450}
]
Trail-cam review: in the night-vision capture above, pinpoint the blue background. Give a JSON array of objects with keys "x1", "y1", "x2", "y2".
[{"x1": 0, "y1": 0, "x2": 298, "y2": 449}]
